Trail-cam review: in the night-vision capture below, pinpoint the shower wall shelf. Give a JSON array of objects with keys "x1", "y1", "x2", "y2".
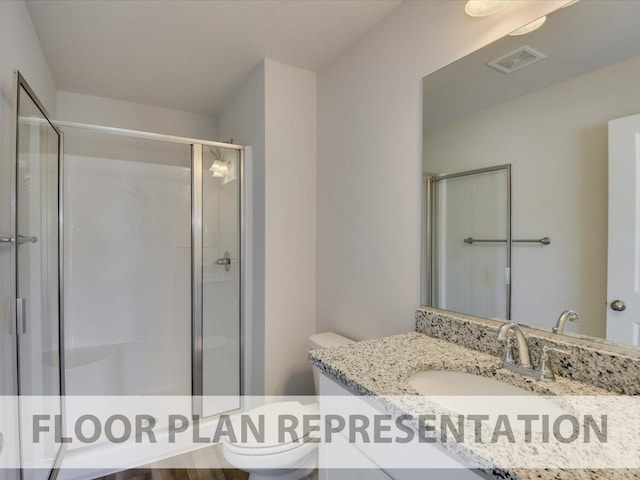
[{"x1": 463, "y1": 236, "x2": 551, "y2": 245}]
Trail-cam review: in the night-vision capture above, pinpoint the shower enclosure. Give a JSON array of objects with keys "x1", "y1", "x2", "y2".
[
  {"x1": 61, "y1": 125, "x2": 245, "y2": 419},
  {"x1": 424, "y1": 165, "x2": 511, "y2": 319},
  {"x1": 7, "y1": 72, "x2": 245, "y2": 479}
]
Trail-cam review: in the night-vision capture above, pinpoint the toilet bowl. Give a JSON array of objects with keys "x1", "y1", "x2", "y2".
[{"x1": 222, "y1": 332, "x2": 353, "y2": 480}]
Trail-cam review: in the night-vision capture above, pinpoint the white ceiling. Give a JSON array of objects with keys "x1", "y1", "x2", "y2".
[{"x1": 26, "y1": 0, "x2": 401, "y2": 116}]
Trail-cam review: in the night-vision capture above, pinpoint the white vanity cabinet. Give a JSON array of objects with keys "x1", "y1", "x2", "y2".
[
  {"x1": 318, "y1": 373, "x2": 487, "y2": 480},
  {"x1": 319, "y1": 431, "x2": 394, "y2": 480}
]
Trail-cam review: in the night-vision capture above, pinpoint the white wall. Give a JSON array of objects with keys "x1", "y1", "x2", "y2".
[
  {"x1": 0, "y1": 2, "x2": 57, "y2": 110},
  {"x1": 264, "y1": 60, "x2": 317, "y2": 395},
  {"x1": 424, "y1": 54, "x2": 640, "y2": 338},
  {"x1": 316, "y1": 0, "x2": 567, "y2": 340},
  {"x1": 56, "y1": 91, "x2": 217, "y2": 140},
  {"x1": 218, "y1": 59, "x2": 316, "y2": 396},
  {"x1": 0, "y1": 1, "x2": 57, "y2": 478}
]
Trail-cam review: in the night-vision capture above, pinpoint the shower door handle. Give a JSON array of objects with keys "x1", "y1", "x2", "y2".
[
  {"x1": 17, "y1": 235, "x2": 38, "y2": 244},
  {"x1": 214, "y1": 251, "x2": 232, "y2": 272},
  {"x1": 0, "y1": 235, "x2": 38, "y2": 245}
]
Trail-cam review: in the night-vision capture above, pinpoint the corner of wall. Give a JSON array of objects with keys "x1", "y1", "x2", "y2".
[
  {"x1": 0, "y1": 0, "x2": 57, "y2": 113},
  {"x1": 263, "y1": 58, "x2": 317, "y2": 395},
  {"x1": 217, "y1": 61, "x2": 267, "y2": 396}
]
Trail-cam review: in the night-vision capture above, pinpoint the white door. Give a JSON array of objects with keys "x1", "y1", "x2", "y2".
[{"x1": 607, "y1": 113, "x2": 640, "y2": 345}]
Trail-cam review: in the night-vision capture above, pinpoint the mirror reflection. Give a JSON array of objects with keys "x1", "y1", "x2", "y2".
[{"x1": 421, "y1": 0, "x2": 640, "y2": 349}]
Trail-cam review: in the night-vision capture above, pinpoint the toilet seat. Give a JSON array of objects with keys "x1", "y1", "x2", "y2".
[
  {"x1": 223, "y1": 442, "x2": 317, "y2": 476},
  {"x1": 224, "y1": 432, "x2": 313, "y2": 456},
  {"x1": 223, "y1": 401, "x2": 319, "y2": 457},
  {"x1": 222, "y1": 332, "x2": 352, "y2": 479}
]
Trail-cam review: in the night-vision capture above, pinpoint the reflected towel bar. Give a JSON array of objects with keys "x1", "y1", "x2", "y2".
[
  {"x1": 464, "y1": 236, "x2": 550, "y2": 245},
  {"x1": 0, "y1": 235, "x2": 38, "y2": 245}
]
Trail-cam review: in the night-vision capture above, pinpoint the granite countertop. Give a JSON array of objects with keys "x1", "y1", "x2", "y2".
[{"x1": 309, "y1": 332, "x2": 640, "y2": 480}]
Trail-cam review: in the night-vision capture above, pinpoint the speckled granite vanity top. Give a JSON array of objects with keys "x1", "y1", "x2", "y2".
[
  {"x1": 310, "y1": 332, "x2": 612, "y2": 397},
  {"x1": 309, "y1": 332, "x2": 639, "y2": 480}
]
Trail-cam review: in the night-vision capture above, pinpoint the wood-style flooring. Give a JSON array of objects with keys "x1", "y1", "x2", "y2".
[{"x1": 93, "y1": 444, "x2": 248, "y2": 480}]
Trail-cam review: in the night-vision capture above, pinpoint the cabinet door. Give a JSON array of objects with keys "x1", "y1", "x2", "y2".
[
  {"x1": 319, "y1": 431, "x2": 392, "y2": 480},
  {"x1": 318, "y1": 374, "x2": 486, "y2": 479}
]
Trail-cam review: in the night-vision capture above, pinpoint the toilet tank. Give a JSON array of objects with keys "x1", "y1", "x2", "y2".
[{"x1": 308, "y1": 332, "x2": 353, "y2": 393}]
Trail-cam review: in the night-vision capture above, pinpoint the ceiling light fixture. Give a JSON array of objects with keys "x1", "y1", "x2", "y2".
[
  {"x1": 465, "y1": 0, "x2": 511, "y2": 18},
  {"x1": 210, "y1": 159, "x2": 230, "y2": 177},
  {"x1": 508, "y1": 16, "x2": 547, "y2": 36},
  {"x1": 209, "y1": 159, "x2": 237, "y2": 184},
  {"x1": 208, "y1": 145, "x2": 237, "y2": 183}
]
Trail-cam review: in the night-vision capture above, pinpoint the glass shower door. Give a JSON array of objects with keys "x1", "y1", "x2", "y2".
[
  {"x1": 194, "y1": 145, "x2": 241, "y2": 418},
  {"x1": 14, "y1": 74, "x2": 63, "y2": 480},
  {"x1": 429, "y1": 166, "x2": 511, "y2": 319}
]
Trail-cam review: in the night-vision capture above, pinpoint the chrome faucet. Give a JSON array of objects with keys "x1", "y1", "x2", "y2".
[
  {"x1": 496, "y1": 322, "x2": 532, "y2": 368},
  {"x1": 552, "y1": 310, "x2": 579, "y2": 334},
  {"x1": 496, "y1": 322, "x2": 569, "y2": 381}
]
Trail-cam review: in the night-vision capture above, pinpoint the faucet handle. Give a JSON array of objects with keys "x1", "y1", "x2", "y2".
[
  {"x1": 542, "y1": 345, "x2": 570, "y2": 356},
  {"x1": 501, "y1": 336, "x2": 516, "y2": 365},
  {"x1": 536, "y1": 345, "x2": 570, "y2": 381}
]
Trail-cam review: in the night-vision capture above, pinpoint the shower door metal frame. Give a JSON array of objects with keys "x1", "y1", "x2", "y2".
[
  {"x1": 12, "y1": 70, "x2": 66, "y2": 480},
  {"x1": 192, "y1": 145, "x2": 204, "y2": 417},
  {"x1": 53, "y1": 120, "x2": 246, "y2": 419},
  {"x1": 191, "y1": 144, "x2": 245, "y2": 419},
  {"x1": 425, "y1": 164, "x2": 512, "y2": 319}
]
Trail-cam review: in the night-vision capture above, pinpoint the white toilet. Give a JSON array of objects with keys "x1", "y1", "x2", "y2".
[{"x1": 222, "y1": 332, "x2": 353, "y2": 480}]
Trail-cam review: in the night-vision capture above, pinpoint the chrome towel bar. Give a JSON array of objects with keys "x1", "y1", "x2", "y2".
[{"x1": 464, "y1": 236, "x2": 550, "y2": 245}]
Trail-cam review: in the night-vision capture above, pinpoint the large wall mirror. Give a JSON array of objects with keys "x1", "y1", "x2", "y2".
[{"x1": 421, "y1": 0, "x2": 640, "y2": 350}]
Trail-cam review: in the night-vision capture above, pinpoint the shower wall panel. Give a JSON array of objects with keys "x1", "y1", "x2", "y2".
[{"x1": 63, "y1": 136, "x2": 191, "y2": 397}]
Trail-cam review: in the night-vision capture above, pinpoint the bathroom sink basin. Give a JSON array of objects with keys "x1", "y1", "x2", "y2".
[
  {"x1": 408, "y1": 370, "x2": 537, "y2": 396},
  {"x1": 407, "y1": 370, "x2": 568, "y2": 421}
]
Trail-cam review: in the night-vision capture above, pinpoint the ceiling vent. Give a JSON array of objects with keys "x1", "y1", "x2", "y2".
[{"x1": 488, "y1": 46, "x2": 546, "y2": 73}]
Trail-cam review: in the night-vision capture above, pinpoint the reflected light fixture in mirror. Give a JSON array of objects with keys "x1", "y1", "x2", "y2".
[
  {"x1": 465, "y1": 0, "x2": 511, "y2": 18},
  {"x1": 509, "y1": 16, "x2": 547, "y2": 36}
]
